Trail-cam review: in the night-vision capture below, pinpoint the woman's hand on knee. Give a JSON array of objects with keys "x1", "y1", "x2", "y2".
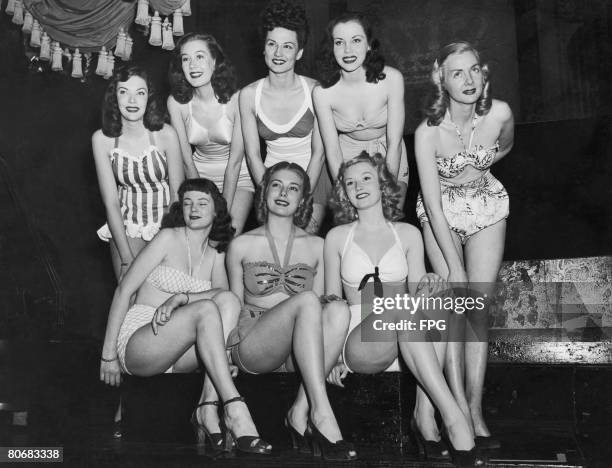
[
  {"x1": 151, "y1": 293, "x2": 188, "y2": 335},
  {"x1": 417, "y1": 272, "x2": 449, "y2": 297},
  {"x1": 326, "y1": 362, "x2": 349, "y2": 388},
  {"x1": 100, "y1": 360, "x2": 122, "y2": 387}
]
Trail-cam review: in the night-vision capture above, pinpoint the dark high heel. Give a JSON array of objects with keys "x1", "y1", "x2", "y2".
[
  {"x1": 475, "y1": 435, "x2": 501, "y2": 450},
  {"x1": 221, "y1": 396, "x2": 272, "y2": 455},
  {"x1": 441, "y1": 428, "x2": 487, "y2": 468},
  {"x1": 409, "y1": 417, "x2": 450, "y2": 461},
  {"x1": 285, "y1": 416, "x2": 311, "y2": 454},
  {"x1": 305, "y1": 419, "x2": 358, "y2": 461},
  {"x1": 190, "y1": 401, "x2": 224, "y2": 452}
]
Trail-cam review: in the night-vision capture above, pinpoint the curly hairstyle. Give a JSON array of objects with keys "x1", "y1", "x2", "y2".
[
  {"x1": 161, "y1": 178, "x2": 235, "y2": 253},
  {"x1": 168, "y1": 33, "x2": 237, "y2": 105},
  {"x1": 317, "y1": 12, "x2": 386, "y2": 88},
  {"x1": 426, "y1": 41, "x2": 492, "y2": 126},
  {"x1": 330, "y1": 151, "x2": 403, "y2": 225},
  {"x1": 254, "y1": 162, "x2": 313, "y2": 229},
  {"x1": 260, "y1": 0, "x2": 309, "y2": 49},
  {"x1": 101, "y1": 64, "x2": 166, "y2": 138}
]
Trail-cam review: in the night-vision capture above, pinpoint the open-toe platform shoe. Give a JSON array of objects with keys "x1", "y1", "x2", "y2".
[
  {"x1": 306, "y1": 419, "x2": 358, "y2": 461},
  {"x1": 409, "y1": 417, "x2": 450, "y2": 461},
  {"x1": 221, "y1": 396, "x2": 272, "y2": 455},
  {"x1": 442, "y1": 428, "x2": 487, "y2": 468},
  {"x1": 190, "y1": 401, "x2": 224, "y2": 453},
  {"x1": 285, "y1": 416, "x2": 311, "y2": 454}
]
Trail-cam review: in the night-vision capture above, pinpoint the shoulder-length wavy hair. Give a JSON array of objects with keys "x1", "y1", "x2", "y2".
[
  {"x1": 101, "y1": 64, "x2": 166, "y2": 138},
  {"x1": 317, "y1": 12, "x2": 386, "y2": 88},
  {"x1": 260, "y1": 0, "x2": 309, "y2": 49},
  {"x1": 161, "y1": 178, "x2": 235, "y2": 253},
  {"x1": 330, "y1": 151, "x2": 403, "y2": 225},
  {"x1": 168, "y1": 33, "x2": 237, "y2": 105},
  {"x1": 425, "y1": 41, "x2": 492, "y2": 126},
  {"x1": 254, "y1": 162, "x2": 313, "y2": 229}
]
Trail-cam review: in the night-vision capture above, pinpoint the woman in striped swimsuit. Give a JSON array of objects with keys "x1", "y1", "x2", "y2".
[{"x1": 93, "y1": 65, "x2": 183, "y2": 281}]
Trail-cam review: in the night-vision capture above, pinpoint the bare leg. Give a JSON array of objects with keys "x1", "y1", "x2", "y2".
[
  {"x1": 126, "y1": 299, "x2": 260, "y2": 439},
  {"x1": 230, "y1": 190, "x2": 254, "y2": 235},
  {"x1": 235, "y1": 292, "x2": 344, "y2": 442},
  {"x1": 464, "y1": 220, "x2": 505, "y2": 438},
  {"x1": 287, "y1": 300, "x2": 350, "y2": 434}
]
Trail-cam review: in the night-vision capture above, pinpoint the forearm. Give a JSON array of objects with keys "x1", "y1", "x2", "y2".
[
  {"x1": 106, "y1": 208, "x2": 133, "y2": 262},
  {"x1": 101, "y1": 290, "x2": 132, "y2": 358},
  {"x1": 426, "y1": 206, "x2": 464, "y2": 272},
  {"x1": 306, "y1": 153, "x2": 324, "y2": 189},
  {"x1": 385, "y1": 139, "x2": 402, "y2": 178},
  {"x1": 222, "y1": 161, "x2": 240, "y2": 210}
]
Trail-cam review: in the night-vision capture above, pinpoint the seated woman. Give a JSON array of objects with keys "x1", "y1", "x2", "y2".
[
  {"x1": 99, "y1": 178, "x2": 271, "y2": 455},
  {"x1": 226, "y1": 162, "x2": 356, "y2": 461},
  {"x1": 239, "y1": 0, "x2": 330, "y2": 233},
  {"x1": 313, "y1": 13, "x2": 408, "y2": 207},
  {"x1": 324, "y1": 152, "x2": 483, "y2": 467},
  {"x1": 168, "y1": 33, "x2": 253, "y2": 234}
]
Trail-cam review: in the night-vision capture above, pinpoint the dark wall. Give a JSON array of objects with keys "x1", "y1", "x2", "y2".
[{"x1": 0, "y1": 1, "x2": 610, "y2": 340}]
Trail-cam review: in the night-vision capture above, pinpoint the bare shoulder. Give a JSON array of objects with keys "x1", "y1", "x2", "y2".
[
  {"x1": 230, "y1": 228, "x2": 263, "y2": 251},
  {"x1": 312, "y1": 83, "x2": 331, "y2": 102},
  {"x1": 415, "y1": 119, "x2": 437, "y2": 141},
  {"x1": 156, "y1": 123, "x2": 179, "y2": 143},
  {"x1": 167, "y1": 94, "x2": 185, "y2": 113},
  {"x1": 325, "y1": 223, "x2": 352, "y2": 248},
  {"x1": 490, "y1": 99, "x2": 513, "y2": 121},
  {"x1": 383, "y1": 66, "x2": 404, "y2": 83},
  {"x1": 92, "y1": 129, "x2": 113, "y2": 151},
  {"x1": 152, "y1": 227, "x2": 178, "y2": 247},
  {"x1": 301, "y1": 75, "x2": 319, "y2": 90}
]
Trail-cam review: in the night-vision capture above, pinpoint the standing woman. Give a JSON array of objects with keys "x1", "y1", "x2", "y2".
[
  {"x1": 168, "y1": 33, "x2": 254, "y2": 234},
  {"x1": 313, "y1": 13, "x2": 409, "y2": 207},
  {"x1": 93, "y1": 65, "x2": 183, "y2": 281},
  {"x1": 226, "y1": 162, "x2": 356, "y2": 461},
  {"x1": 414, "y1": 41, "x2": 514, "y2": 448},
  {"x1": 325, "y1": 152, "x2": 483, "y2": 467},
  {"x1": 240, "y1": 0, "x2": 330, "y2": 233}
]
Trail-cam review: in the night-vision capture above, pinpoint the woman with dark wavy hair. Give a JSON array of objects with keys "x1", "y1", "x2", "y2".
[
  {"x1": 239, "y1": 0, "x2": 330, "y2": 234},
  {"x1": 226, "y1": 162, "x2": 357, "y2": 461},
  {"x1": 168, "y1": 33, "x2": 253, "y2": 234},
  {"x1": 313, "y1": 13, "x2": 409, "y2": 208},
  {"x1": 100, "y1": 178, "x2": 271, "y2": 456},
  {"x1": 93, "y1": 64, "x2": 183, "y2": 281},
  {"x1": 415, "y1": 41, "x2": 514, "y2": 450},
  {"x1": 325, "y1": 152, "x2": 484, "y2": 467}
]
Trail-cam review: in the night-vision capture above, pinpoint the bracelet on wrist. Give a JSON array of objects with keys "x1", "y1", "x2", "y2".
[{"x1": 101, "y1": 355, "x2": 118, "y2": 362}]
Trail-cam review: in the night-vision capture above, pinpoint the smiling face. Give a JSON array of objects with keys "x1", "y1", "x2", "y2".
[
  {"x1": 265, "y1": 168, "x2": 304, "y2": 217},
  {"x1": 116, "y1": 75, "x2": 148, "y2": 122},
  {"x1": 264, "y1": 27, "x2": 303, "y2": 73},
  {"x1": 180, "y1": 39, "x2": 216, "y2": 88},
  {"x1": 343, "y1": 161, "x2": 381, "y2": 209},
  {"x1": 442, "y1": 50, "x2": 484, "y2": 105},
  {"x1": 182, "y1": 190, "x2": 215, "y2": 229},
  {"x1": 332, "y1": 20, "x2": 369, "y2": 73}
]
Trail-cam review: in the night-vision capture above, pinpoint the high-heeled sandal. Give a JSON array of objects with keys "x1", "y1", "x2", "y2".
[
  {"x1": 409, "y1": 417, "x2": 450, "y2": 461},
  {"x1": 441, "y1": 428, "x2": 487, "y2": 468},
  {"x1": 221, "y1": 396, "x2": 272, "y2": 455},
  {"x1": 285, "y1": 416, "x2": 311, "y2": 454},
  {"x1": 305, "y1": 419, "x2": 358, "y2": 461},
  {"x1": 190, "y1": 401, "x2": 224, "y2": 452}
]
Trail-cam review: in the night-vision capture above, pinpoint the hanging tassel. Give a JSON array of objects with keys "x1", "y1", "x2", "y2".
[
  {"x1": 30, "y1": 20, "x2": 41, "y2": 47},
  {"x1": 104, "y1": 54, "x2": 115, "y2": 80},
  {"x1": 6, "y1": 0, "x2": 16, "y2": 15},
  {"x1": 95, "y1": 46, "x2": 108, "y2": 76},
  {"x1": 39, "y1": 32, "x2": 51, "y2": 61},
  {"x1": 12, "y1": 1, "x2": 24, "y2": 25},
  {"x1": 51, "y1": 42, "x2": 63, "y2": 71},
  {"x1": 161, "y1": 18, "x2": 174, "y2": 50},
  {"x1": 21, "y1": 10, "x2": 33, "y2": 32},
  {"x1": 122, "y1": 36, "x2": 133, "y2": 61},
  {"x1": 135, "y1": 0, "x2": 150, "y2": 26},
  {"x1": 115, "y1": 28, "x2": 126, "y2": 58},
  {"x1": 172, "y1": 9, "x2": 184, "y2": 36},
  {"x1": 148, "y1": 11, "x2": 162, "y2": 46},
  {"x1": 71, "y1": 49, "x2": 83, "y2": 78},
  {"x1": 181, "y1": 0, "x2": 191, "y2": 16}
]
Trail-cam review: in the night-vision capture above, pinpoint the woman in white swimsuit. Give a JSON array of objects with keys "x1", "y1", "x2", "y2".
[
  {"x1": 168, "y1": 33, "x2": 253, "y2": 234},
  {"x1": 99, "y1": 178, "x2": 271, "y2": 456}
]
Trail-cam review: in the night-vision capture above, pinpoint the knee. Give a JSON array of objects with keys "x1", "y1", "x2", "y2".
[
  {"x1": 296, "y1": 291, "x2": 322, "y2": 315},
  {"x1": 323, "y1": 300, "x2": 350, "y2": 334},
  {"x1": 213, "y1": 290, "x2": 241, "y2": 316},
  {"x1": 190, "y1": 299, "x2": 221, "y2": 326}
]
